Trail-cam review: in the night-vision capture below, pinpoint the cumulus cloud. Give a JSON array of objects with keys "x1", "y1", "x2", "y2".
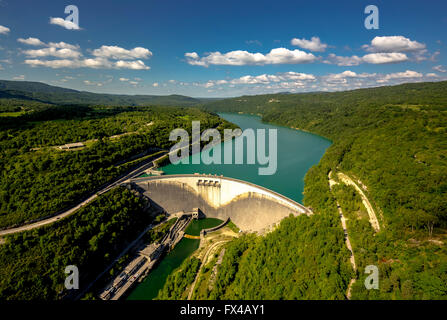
[
  {"x1": 48, "y1": 41, "x2": 79, "y2": 50},
  {"x1": 362, "y1": 52, "x2": 408, "y2": 64},
  {"x1": 20, "y1": 39, "x2": 152, "y2": 70},
  {"x1": 17, "y1": 37, "x2": 45, "y2": 46},
  {"x1": 433, "y1": 65, "x2": 446, "y2": 73},
  {"x1": 324, "y1": 70, "x2": 377, "y2": 84},
  {"x1": 23, "y1": 47, "x2": 82, "y2": 59},
  {"x1": 115, "y1": 60, "x2": 150, "y2": 70},
  {"x1": 184, "y1": 68, "x2": 444, "y2": 96},
  {"x1": 92, "y1": 45, "x2": 152, "y2": 60},
  {"x1": 0, "y1": 25, "x2": 10, "y2": 35},
  {"x1": 323, "y1": 54, "x2": 363, "y2": 66},
  {"x1": 83, "y1": 80, "x2": 103, "y2": 86},
  {"x1": 200, "y1": 72, "x2": 316, "y2": 88},
  {"x1": 185, "y1": 48, "x2": 316, "y2": 67},
  {"x1": 25, "y1": 57, "x2": 149, "y2": 70},
  {"x1": 363, "y1": 36, "x2": 426, "y2": 52},
  {"x1": 324, "y1": 52, "x2": 408, "y2": 65},
  {"x1": 291, "y1": 36, "x2": 328, "y2": 52},
  {"x1": 383, "y1": 70, "x2": 423, "y2": 80},
  {"x1": 119, "y1": 77, "x2": 129, "y2": 82},
  {"x1": 49, "y1": 17, "x2": 80, "y2": 30}
]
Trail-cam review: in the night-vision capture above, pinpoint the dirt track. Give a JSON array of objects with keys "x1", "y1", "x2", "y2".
[{"x1": 337, "y1": 172, "x2": 380, "y2": 232}]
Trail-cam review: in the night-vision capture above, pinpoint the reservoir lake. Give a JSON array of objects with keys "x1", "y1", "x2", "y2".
[{"x1": 127, "y1": 113, "x2": 331, "y2": 300}]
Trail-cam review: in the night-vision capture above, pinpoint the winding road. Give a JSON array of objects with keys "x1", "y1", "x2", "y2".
[
  {"x1": 0, "y1": 152, "x2": 167, "y2": 237},
  {"x1": 328, "y1": 171, "x2": 357, "y2": 299}
]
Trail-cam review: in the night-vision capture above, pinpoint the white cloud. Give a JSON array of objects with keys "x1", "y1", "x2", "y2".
[
  {"x1": 119, "y1": 77, "x2": 129, "y2": 82},
  {"x1": 23, "y1": 47, "x2": 82, "y2": 59},
  {"x1": 25, "y1": 57, "x2": 150, "y2": 70},
  {"x1": 324, "y1": 71, "x2": 377, "y2": 84},
  {"x1": 48, "y1": 41, "x2": 79, "y2": 50},
  {"x1": 185, "y1": 48, "x2": 316, "y2": 67},
  {"x1": 291, "y1": 36, "x2": 328, "y2": 52},
  {"x1": 49, "y1": 17, "x2": 80, "y2": 30},
  {"x1": 0, "y1": 25, "x2": 10, "y2": 35},
  {"x1": 21, "y1": 41, "x2": 151, "y2": 70},
  {"x1": 196, "y1": 72, "x2": 316, "y2": 89},
  {"x1": 25, "y1": 59, "x2": 82, "y2": 68},
  {"x1": 184, "y1": 69, "x2": 443, "y2": 96},
  {"x1": 152, "y1": 82, "x2": 159, "y2": 87},
  {"x1": 362, "y1": 52, "x2": 408, "y2": 64},
  {"x1": 229, "y1": 72, "x2": 315, "y2": 85},
  {"x1": 92, "y1": 45, "x2": 152, "y2": 60},
  {"x1": 323, "y1": 53, "x2": 363, "y2": 66},
  {"x1": 19, "y1": 39, "x2": 82, "y2": 59},
  {"x1": 83, "y1": 80, "x2": 103, "y2": 87},
  {"x1": 324, "y1": 52, "x2": 408, "y2": 65},
  {"x1": 12, "y1": 75, "x2": 25, "y2": 80},
  {"x1": 433, "y1": 65, "x2": 446, "y2": 73},
  {"x1": 17, "y1": 37, "x2": 45, "y2": 46},
  {"x1": 115, "y1": 60, "x2": 150, "y2": 70},
  {"x1": 129, "y1": 81, "x2": 139, "y2": 85},
  {"x1": 185, "y1": 52, "x2": 199, "y2": 59},
  {"x1": 363, "y1": 36, "x2": 425, "y2": 52},
  {"x1": 383, "y1": 70, "x2": 423, "y2": 80}
]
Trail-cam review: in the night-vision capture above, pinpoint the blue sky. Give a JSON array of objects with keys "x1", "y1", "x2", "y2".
[{"x1": 0, "y1": 0, "x2": 446, "y2": 97}]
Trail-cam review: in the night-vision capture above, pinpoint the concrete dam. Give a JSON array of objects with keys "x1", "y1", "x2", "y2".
[{"x1": 128, "y1": 174, "x2": 312, "y2": 232}]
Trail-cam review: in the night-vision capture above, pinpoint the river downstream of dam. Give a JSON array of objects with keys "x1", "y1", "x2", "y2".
[{"x1": 127, "y1": 113, "x2": 332, "y2": 300}]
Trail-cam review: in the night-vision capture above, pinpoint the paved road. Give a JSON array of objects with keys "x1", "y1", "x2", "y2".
[{"x1": 0, "y1": 152, "x2": 167, "y2": 237}]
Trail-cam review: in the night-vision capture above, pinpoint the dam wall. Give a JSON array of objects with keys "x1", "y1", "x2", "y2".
[{"x1": 129, "y1": 174, "x2": 311, "y2": 233}]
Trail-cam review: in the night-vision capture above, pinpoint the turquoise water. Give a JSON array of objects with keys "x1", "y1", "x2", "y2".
[
  {"x1": 127, "y1": 113, "x2": 331, "y2": 300},
  {"x1": 162, "y1": 113, "x2": 332, "y2": 202},
  {"x1": 127, "y1": 238, "x2": 200, "y2": 300},
  {"x1": 185, "y1": 218, "x2": 223, "y2": 236}
]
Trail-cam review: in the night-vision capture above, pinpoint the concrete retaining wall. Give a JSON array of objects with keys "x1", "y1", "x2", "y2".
[{"x1": 129, "y1": 174, "x2": 311, "y2": 233}]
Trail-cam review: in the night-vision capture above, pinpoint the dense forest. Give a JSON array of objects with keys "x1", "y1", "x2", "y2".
[
  {"x1": 197, "y1": 81, "x2": 447, "y2": 299},
  {"x1": 0, "y1": 104, "x2": 235, "y2": 228},
  {"x1": 0, "y1": 187, "x2": 158, "y2": 300},
  {"x1": 1, "y1": 79, "x2": 446, "y2": 300}
]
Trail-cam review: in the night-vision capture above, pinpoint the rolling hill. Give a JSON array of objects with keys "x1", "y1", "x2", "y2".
[{"x1": 0, "y1": 80, "x2": 211, "y2": 106}]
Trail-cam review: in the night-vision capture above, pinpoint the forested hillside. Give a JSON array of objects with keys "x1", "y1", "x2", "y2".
[
  {"x1": 0, "y1": 187, "x2": 157, "y2": 300},
  {"x1": 0, "y1": 80, "x2": 213, "y2": 107},
  {"x1": 204, "y1": 81, "x2": 447, "y2": 231},
  {"x1": 0, "y1": 104, "x2": 235, "y2": 228},
  {"x1": 198, "y1": 81, "x2": 447, "y2": 299}
]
